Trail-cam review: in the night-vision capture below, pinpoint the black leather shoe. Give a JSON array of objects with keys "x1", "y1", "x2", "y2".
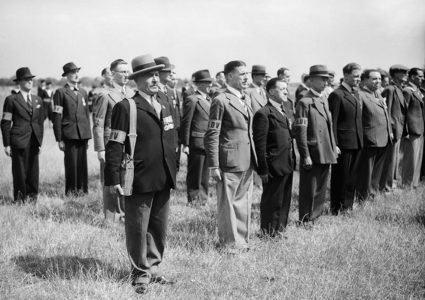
[
  {"x1": 133, "y1": 282, "x2": 149, "y2": 294},
  {"x1": 150, "y1": 275, "x2": 176, "y2": 285}
]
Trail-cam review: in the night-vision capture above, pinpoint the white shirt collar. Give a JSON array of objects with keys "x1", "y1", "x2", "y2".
[
  {"x1": 342, "y1": 82, "x2": 354, "y2": 93},
  {"x1": 269, "y1": 98, "x2": 283, "y2": 113},
  {"x1": 310, "y1": 88, "x2": 322, "y2": 97},
  {"x1": 197, "y1": 89, "x2": 208, "y2": 99},
  {"x1": 227, "y1": 85, "x2": 243, "y2": 98},
  {"x1": 20, "y1": 90, "x2": 30, "y2": 100}
]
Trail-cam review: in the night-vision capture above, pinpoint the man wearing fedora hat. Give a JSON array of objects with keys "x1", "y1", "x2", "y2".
[
  {"x1": 154, "y1": 56, "x2": 182, "y2": 171},
  {"x1": 204, "y1": 60, "x2": 257, "y2": 252},
  {"x1": 328, "y1": 63, "x2": 363, "y2": 215},
  {"x1": 93, "y1": 59, "x2": 134, "y2": 222},
  {"x1": 293, "y1": 65, "x2": 337, "y2": 222},
  {"x1": 52, "y1": 62, "x2": 92, "y2": 196},
  {"x1": 1, "y1": 67, "x2": 44, "y2": 201},
  {"x1": 181, "y1": 69, "x2": 213, "y2": 205},
  {"x1": 246, "y1": 65, "x2": 268, "y2": 113},
  {"x1": 104, "y1": 54, "x2": 177, "y2": 294},
  {"x1": 380, "y1": 64, "x2": 409, "y2": 191}
]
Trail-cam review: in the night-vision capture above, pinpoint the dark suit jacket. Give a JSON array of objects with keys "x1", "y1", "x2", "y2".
[
  {"x1": 358, "y1": 87, "x2": 391, "y2": 147},
  {"x1": 293, "y1": 90, "x2": 337, "y2": 164},
  {"x1": 104, "y1": 92, "x2": 177, "y2": 193},
  {"x1": 1, "y1": 92, "x2": 44, "y2": 149},
  {"x1": 181, "y1": 91, "x2": 210, "y2": 151},
  {"x1": 204, "y1": 89, "x2": 257, "y2": 172},
  {"x1": 52, "y1": 84, "x2": 92, "y2": 141},
  {"x1": 253, "y1": 101, "x2": 294, "y2": 177},
  {"x1": 403, "y1": 82, "x2": 424, "y2": 137},
  {"x1": 295, "y1": 84, "x2": 308, "y2": 103},
  {"x1": 382, "y1": 82, "x2": 406, "y2": 141},
  {"x1": 245, "y1": 83, "x2": 267, "y2": 113},
  {"x1": 328, "y1": 85, "x2": 363, "y2": 150}
]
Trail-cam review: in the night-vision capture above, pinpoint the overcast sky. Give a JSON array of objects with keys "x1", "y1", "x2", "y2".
[{"x1": 0, "y1": 0, "x2": 424, "y2": 81}]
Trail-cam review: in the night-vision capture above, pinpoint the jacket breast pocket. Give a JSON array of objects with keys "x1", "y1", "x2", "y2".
[{"x1": 223, "y1": 146, "x2": 238, "y2": 168}]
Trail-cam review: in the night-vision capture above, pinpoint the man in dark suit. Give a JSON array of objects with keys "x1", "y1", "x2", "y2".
[
  {"x1": 295, "y1": 73, "x2": 310, "y2": 103},
  {"x1": 1, "y1": 67, "x2": 44, "y2": 201},
  {"x1": 293, "y1": 65, "x2": 337, "y2": 222},
  {"x1": 328, "y1": 63, "x2": 363, "y2": 215},
  {"x1": 246, "y1": 65, "x2": 268, "y2": 113},
  {"x1": 92, "y1": 59, "x2": 134, "y2": 222},
  {"x1": 204, "y1": 60, "x2": 257, "y2": 252},
  {"x1": 155, "y1": 56, "x2": 182, "y2": 171},
  {"x1": 277, "y1": 67, "x2": 295, "y2": 123},
  {"x1": 380, "y1": 65, "x2": 409, "y2": 191},
  {"x1": 52, "y1": 62, "x2": 92, "y2": 195},
  {"x1": 400, "y1": 68, "x2": 424, "y2": 188},
  {"x1": 357, "y1": 70, "x2": 392, "y2": 200},
  {"x1": 181, "y1": 69, "x2": 213, "y2": 205},
  {"x1": 105, "y1": 54, "x2": 177, "y2": 294},
  {"x1": 253, "y1": 77, "x2": 294, "y2": 237}
]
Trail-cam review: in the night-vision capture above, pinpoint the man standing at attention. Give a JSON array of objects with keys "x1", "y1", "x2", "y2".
[
  {"x1": 1, "y1": 67, "x2": 44, "y2": 202},
  {"x1": 155, "y1": 56, "x2": 182, "y2": 171},
  {"x1": 52, "y1": 62, "x2": 92, "y2": 195},
  {"x1": 253, "y1": 78, "x2": 294, "y2": 237},
  {"x1": 93, "y1": 59, "x2": 134, "y2": 222},
  {"x1": 380, "y1": 65, "x2": 409, "y2": 191},
  {"x1": 328, "y1": 63, "x2": 363, "y2": 215},
  {"x1": 204, "y1": 60, "x2": 257, "y2": 252},
  {"x1": 181, "y1": 69, "x2": 213, "y2": 206},
  {"x1": 293, "y1": 65, "x2": 337, "y2": 222},
  {"x1": 246, "y1": 65, "x2": 268, "y2": 113},
  {"x1": 400, "y1": 68, "x2": 424, "y2": 188},
  {"x1": 105, "y1": 54, "x2": 177, "y2": 294}
]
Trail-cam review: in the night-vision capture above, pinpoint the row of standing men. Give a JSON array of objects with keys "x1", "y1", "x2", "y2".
[{"x1": 1, "y1": 57, "x2": 424, "y2": 294}]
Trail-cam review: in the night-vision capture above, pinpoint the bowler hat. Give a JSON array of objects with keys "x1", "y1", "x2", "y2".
[
  {"x1": 62, "y1": 62, "x2": 81, "y2": 77},
  {"x1": 309, "y1": 65, "x2": 330, "y2": 78},
  {"x1": 128, "y1": 54, "x2": 165, "y2": 80},
  {"x1": 13, "y1": 67, "x2": 35, "y2": 82},
  {"x1": 193, "y1": 69, "x2": 213, "y2": 83},
  {"x1": 390, "y1": 64, "x2": 409, "y2": 73},
  {"x1": 252, "y1": 65, "x2": 267, "y2": 75},
  {"x1": 154, "y1": 56, "x2": 175, "y2": 72}
]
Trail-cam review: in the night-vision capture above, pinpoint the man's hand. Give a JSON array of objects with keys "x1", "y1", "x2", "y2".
[
  {"x1": 302, "y1": 156, "x2": 313, "y2": 170},
  {"x1": 183, "y1": 146, "x2": 189, "y2": 155},
  {"x1": 4, "y1": 146, "x2": 11, "y2": 157},
  {"x1": 97, "y1": 151, "x2": 105, "y2": 163},
  {"x1": 336, "y1": 146, "x2": 341, "y2": 156},
  {"x1": 260, "y1": 174, "x2": 269, "y2": 184},
  {"x1": 58, "y1": 141, "x2": 65, "y2": 151},
  {"x1": 211, "y1": 167, "x2": 222, "y2": 181},
  {"x1": 390, "y1": 133, "x2": 394, "y2": 141},
  {"x1": 109, "y1": 184, "x2": 124, "y2": 195}
]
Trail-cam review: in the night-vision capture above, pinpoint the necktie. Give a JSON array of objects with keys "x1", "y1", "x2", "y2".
[{"x1": 27, "y1": 94, "x2": 33, "y2": 111}]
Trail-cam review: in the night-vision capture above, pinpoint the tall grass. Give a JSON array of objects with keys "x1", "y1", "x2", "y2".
[{"x1": 0, "y1": 88, "x2": 424, "y2": 299}]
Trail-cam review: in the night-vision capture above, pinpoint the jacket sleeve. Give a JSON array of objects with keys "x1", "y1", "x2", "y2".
[
  {"x1": 0, "y1": 96, "x2": 13, "y2": 147},
  {"x1": 104, "y1": 101, "x2": 129, "y2": 187},
  {"x1": 293, "y1": 100, "x2": 310, "y2": 159},
  {"x1": 52, "y1": 90, "x2": 63, "y2": 142},
  {"x1": 92, "y1": 92, "x2": 108, "y2": 151},
  {"x1": 327, "y1": 91, "x2": 341, "y2": 146},
  {"x1": 252, "y1": 109, "x2": 269, "y2": 176},
  {"x1": 204, "y1": 97, "x2": 224, "y2": 168},
  {"x1": 181, "y1": 95, "x2": 197, "y2": 146}
]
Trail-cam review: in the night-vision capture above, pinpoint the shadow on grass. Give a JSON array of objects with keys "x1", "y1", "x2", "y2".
[
  {"x1": 39, "y1": 173, "x2": 100, "y2": 197},
  {"x1": 12, "y1": 255, "x2": 128, "y2": 281}
]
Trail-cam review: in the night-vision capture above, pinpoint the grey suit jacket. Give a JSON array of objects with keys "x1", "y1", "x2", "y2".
[
  {"x1": 204, "y1": 89, "x2": 257, "y2": 172},
  {"x1": 359, "y1": 87, "x2": 391, "y2": 147},
  {"x1": 246, "y1": 83, "x2": 267, "y2": 113}
]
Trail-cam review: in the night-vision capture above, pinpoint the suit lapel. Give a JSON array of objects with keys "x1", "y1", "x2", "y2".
[
  {"x1": 312, "y1": 97, "x2": 328, "y2": 119},
  {"x1": 227, "y1": 92, "x2": 248, "y2": 118},
  {"x1": 395, "y1": 86, "x2": 405, "y2": 108},
  {"x1": 267, "y1": 102, "x2": 287, "y2": 124},
  {"x1": 65, "y1": 86, "x2": 78, "y2": 101},
  {"x1": 196, "y1": 94, "x2": 210, "y2": 114},
  {"x1": 135, "y1": 93, "x2": 160, "y2": 122},
  {"x1": 340, "y1": 86, "x2": 358, "y2": 108},
  {"x1": 16, "y1": 93, "x2": 32, "y2": 115}
]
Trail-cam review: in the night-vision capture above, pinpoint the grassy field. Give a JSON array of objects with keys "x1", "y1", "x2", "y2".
[{"x1": 0, "y1": 87, "x2": 425, "y2": 299}]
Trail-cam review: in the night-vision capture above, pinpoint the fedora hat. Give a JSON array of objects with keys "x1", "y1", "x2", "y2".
[
  {"x1": 252, "y1": 65, "x2": 267, "y2": 75},
  {"x1": 62, "y1": 62, "x2": 81, "y2": 77},
  {"x1": 193, "y1": 69, "x2": 213, "y2": 83},
  {"x1": 309, "y1": 65, "x2": 330, "y2": 78},
  {"x1": 128, "y1": 54, "x2": 165, "y2": 80},
  {"x1": 154, "y1": 56, "x2": 175, "y2": 72},
  {"x1": 14, "y1": 67, "x2": 35, "y2": 82}
]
